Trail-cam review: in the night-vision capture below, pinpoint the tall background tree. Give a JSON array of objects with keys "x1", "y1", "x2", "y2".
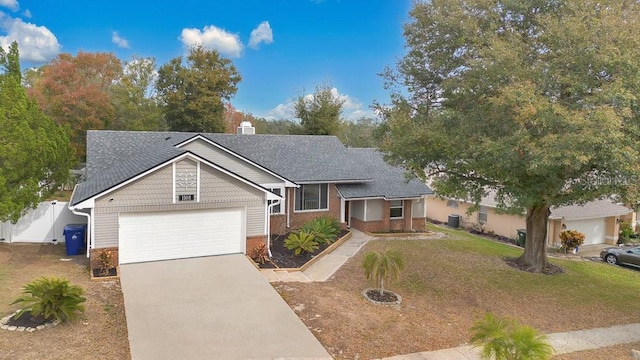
[
  {"x1": 377, "y1": 0, "x2": 640, "y2": 272},
  {"x1": 295, "y1": 84, "x2": 344, "y2": 135},
  {"x1": 0, "y1": 42, "x2": 74, "y2": 222},
  {"x1": 26, "y1": 52, "x2": 122, "y2": 159},
  {"x1": 156, "y1": 46, "x2": 241, "y2": 133},
  {"x1": 110, "y1": 56, "x2": 164, "y2": 131}
]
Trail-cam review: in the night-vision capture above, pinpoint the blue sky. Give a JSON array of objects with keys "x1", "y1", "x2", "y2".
[{"x1": 0, "y1": 0, "x2": 412, "y2": 120}]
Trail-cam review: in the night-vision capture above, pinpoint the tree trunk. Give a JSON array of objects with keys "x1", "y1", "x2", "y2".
[
  {"x1": 379, "y1": 278, "x2": 385, "y2": 296},
  {"x1": 517, "y1": 203, "x2": 551, "y2": 272}
]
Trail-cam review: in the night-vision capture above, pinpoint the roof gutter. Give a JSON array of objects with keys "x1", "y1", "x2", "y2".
[{"x1": 68, "y1": 184, "x2": 92, "y2": 258}]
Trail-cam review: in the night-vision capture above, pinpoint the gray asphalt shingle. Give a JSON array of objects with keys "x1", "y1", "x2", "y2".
[{"x1": 72, "y1": 130, "x2": 432, "y2": 205}]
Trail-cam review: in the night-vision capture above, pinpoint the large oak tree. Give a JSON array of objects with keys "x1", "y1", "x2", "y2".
[
  {"x1": 156, "y1": 46, "x2": 241, "y2": 133},
  {"x1": 0, "y1": 42, "x2": 74, "y2": 222},
  {"x1": 377, "y1": 0, "x2": 640, "y2": 271}
]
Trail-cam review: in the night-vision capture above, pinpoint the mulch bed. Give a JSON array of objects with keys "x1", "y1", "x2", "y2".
[
  {"x1": 364, "y1": 289, "x2": 399, "y2": 303},
  {"x1": 92, "y1": 268, "x2": 118, "y2": 278},
  {"x1": 264, "y1": 230, "x2": 349, "y2": 269},
  {"x1": 4, "y1": 311, "x2": 49, "y2": 328},
  {"x1": 504, "y1": 256, "x2": 565, "y2": 275}
]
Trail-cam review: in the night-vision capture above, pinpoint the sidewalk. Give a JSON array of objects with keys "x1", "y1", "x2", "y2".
[
  {"x1": 377, "y1": 323, "x2": 640, "y2": 359},
  {"x1": 260, "y1": 229, "x2": 373, "y2": 283}
]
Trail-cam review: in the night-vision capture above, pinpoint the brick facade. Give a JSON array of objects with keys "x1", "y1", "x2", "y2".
[
  {"x1": 349, "y1": 199, "x2": 426, "y2": 233},
  {"x1": 286, "y1": 184, "x2": 343, "y2": 230},
  {"x1": 89, "y1": 247, "x2": 119, "y2": 270},
  {"x1": 246, "y1": 235, "x2": 268, "y2": 255}
]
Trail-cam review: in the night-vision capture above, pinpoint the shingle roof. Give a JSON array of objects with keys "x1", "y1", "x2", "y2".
[
  {"x1": 550, "y1": 199, "x2": 631, "y2": 220},
  {"x1": 336, "y1": 148, "x2": 433, "y2": 199},
  {"x1": 72, "y1": 130, "x2": 432, "y2": 206}
]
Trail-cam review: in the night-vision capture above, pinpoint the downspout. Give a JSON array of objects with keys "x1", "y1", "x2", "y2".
[
  {"x1": 266, "y1": 200, "x2": 281, "y2": 257},
  {"x1": 286, "y1": 188, "x2": 291, "y2": 229},
  {"x1": 71, "y1": 207, "x2": 91, "y2": 258}
]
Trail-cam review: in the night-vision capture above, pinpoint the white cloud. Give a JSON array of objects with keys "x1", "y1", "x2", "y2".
[
  {"x1": 0, "y1": 0, "x2": 18, "y2": 11},
  {"x1": 266, "y1": 87, "x2": 376, "y2": 121},
  {"x1": 22, "y1": 8, "x2": 30, "y2": 18},
  {"x1": 248, "y1": 21, "x2": 273, "y2": 49},
  {"x1": 111, "y1": 31, "x2": 130, "y2": 49},
  {"x1": 179, "y1": 25, "x2": 243, "y2": 58},
  {"x1": 0, "y1": 12, "x2": 60, "y2": 63}
]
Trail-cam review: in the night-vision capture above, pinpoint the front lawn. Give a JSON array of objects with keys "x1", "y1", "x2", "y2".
[
  {"x1": 0, "y1": 243, "x2": 129, "y2": 360},
  {"x1": 276, "y1": 226, "x2": 640, "y2": 359}
]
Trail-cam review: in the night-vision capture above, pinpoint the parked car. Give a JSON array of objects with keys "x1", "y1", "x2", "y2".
[{"x1": 600, "y1": 246, "x2": 640, "y2": 268}]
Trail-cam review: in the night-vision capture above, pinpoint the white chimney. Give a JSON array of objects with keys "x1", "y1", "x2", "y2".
[{"x1": 237, "y1": 121, "x2": 255, "y2": 135}]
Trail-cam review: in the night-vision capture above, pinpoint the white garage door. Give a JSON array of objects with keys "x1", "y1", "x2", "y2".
[
  {"x1": 565, "y1": 218, "x2": 606, "y2": 245},
  {"x1": 118, "y1": 208, "x2": 244, "y2": 264}
]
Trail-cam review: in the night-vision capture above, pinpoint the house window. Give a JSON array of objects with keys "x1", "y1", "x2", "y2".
[
  {"x1": 478, "y1": 205, "x2": 488, "y2": 223},
  {"x1": 295, "y1": 184, "x2": 328, "y2": 211},
  {"x1": 447, "y1": 199, "x2": 458, "y2": 208},
  {"x1": 268, "y1": 188, "x2": 283, "y2": 214},
  {"x1": 390, "y1": 200, "x2": 404, "y2": 219}
]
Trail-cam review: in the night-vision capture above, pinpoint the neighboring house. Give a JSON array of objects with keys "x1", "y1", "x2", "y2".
[
  {"x1": 69, "y1": 125, "x2": 432, "y2": 265},
  {"x1": 427, "y1": 195, "x2": 632, "y2": 246}
]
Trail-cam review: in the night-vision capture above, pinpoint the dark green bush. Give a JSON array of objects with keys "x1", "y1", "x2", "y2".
[
  {"x1": 300, "y1": 215, "x2": 341, "y2": 245},
  {"x1": 11, "y1": 277, "x2": 86, "y2": 322},
  {"x1": 284, "y1": 231, "x2": 319, "y2": 256}
]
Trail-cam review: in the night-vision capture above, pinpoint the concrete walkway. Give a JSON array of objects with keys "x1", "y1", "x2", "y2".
[{"x1": 378, "y1": 323, "x2": 640, "y2": 359}]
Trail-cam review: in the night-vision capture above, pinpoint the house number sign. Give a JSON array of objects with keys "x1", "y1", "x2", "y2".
[{"x1": 178, "y1": 194, "x2": 195, "y2": 201}]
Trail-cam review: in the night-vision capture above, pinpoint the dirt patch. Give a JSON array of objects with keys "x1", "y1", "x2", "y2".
[
  {"x1": 275, "y1": 237, "x2": 640, "y2": 360},
  {"x1": 0, "y1": 243, "x2": 130, "y2": 360}
]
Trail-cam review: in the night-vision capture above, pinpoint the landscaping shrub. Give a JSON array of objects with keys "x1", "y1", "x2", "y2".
[
  {"x1": 11, "y1": 276, "x2": 86, "y2": 322},
  {"x1": 559, "y1": 229, "x2": 585, "y2": 253},
  {"x1": 284, "y1": 231, "x2": 319, "y2": 256},
  {"x1": 362, "y1": 249, "x2": 405, "y2": 295},
  {"x1": 250, "y1": 243, "x2": 269, "y2": 264},
  {"x1": 301, "y1": 215, "x2": 341, "y2": 245},
  {"x1": 619, "y1": 220, "x2": 634, "y2": 244},
  {"x1": 470, "y1": 312, "x2": 554, "y2": 360},
  {"x1": 97, "y1": 249, "x2": 115, "y2": 276}
]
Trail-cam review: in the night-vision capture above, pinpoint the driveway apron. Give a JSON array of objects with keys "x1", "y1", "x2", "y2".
[{"x1": 120, "y1": 254, "x2": 332, "y2": 360}]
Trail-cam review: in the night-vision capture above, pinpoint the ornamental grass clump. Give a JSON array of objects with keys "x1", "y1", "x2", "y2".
[
  {"x1": 470, "y1": 312, "x2": 554, "y2": 360},
  {"x1": 11, "y1": 276, "x2": 86, "y2": 322}
]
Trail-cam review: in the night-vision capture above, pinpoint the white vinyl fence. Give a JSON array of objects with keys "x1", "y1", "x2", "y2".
[{"x1": 0, "y1": 201, "x2": 87, "y2": 243}]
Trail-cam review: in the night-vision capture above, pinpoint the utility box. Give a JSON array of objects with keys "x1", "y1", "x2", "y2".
[
  {"x1": 448, "y1": 214, "x2": 460, "y2": 228},
  {"x1": 63, "y1": 224, "x2": 87, "y2": 256}
]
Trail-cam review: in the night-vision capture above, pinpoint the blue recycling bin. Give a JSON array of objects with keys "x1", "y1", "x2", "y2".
[{"x1": 63, "y1": 224, "x2": 87, "y2": 256}]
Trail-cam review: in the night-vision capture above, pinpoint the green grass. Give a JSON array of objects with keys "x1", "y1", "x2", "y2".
[{"x1": 375, "y1": 224, "x2": 640, "y2": 310}]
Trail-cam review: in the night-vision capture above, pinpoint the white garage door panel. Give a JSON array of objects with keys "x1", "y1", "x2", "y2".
[
  {"x1": 119, "y1": 209, "x2": 243, "y2": 264},
  {"x1": 565, "y1": 218, "x2": 605, "y2": 245}
]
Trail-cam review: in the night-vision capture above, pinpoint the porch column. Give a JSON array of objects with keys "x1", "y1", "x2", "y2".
[{"x1": 340, "y1": 197, "x2": 346, "y2": 223}]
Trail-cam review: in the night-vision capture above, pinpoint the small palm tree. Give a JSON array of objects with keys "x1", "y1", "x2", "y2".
[
  {"x1": 362, "y1": 249, "x2": 405, "y2": 296},
  {"x1": 470, "y1": 313, "x2": 554, "y2": 360},
  {"x1": 11, "y1": 277, "x2": 86, "y2": 322}
]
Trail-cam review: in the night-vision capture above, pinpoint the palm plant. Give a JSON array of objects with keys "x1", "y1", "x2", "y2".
[
  {"x1": 11, "y1": 276, "x2": 86, "y2": 322},
  {"x1": 362, "y1": 249, "x2": 405, "y2": 295},
  {"x1": 301, "y1": 216, "x2": 341, "y2": 245},
  {"x1": 470, "y1": 313, "x2": 554, "y2": 360},
  {"x1": 284, "y1": 231, "x2": 319, "y2": 255}
]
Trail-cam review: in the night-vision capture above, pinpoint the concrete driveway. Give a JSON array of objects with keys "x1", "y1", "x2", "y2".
[{"x1": 120, "y1": 254, "x2": 332, "y2": 360}]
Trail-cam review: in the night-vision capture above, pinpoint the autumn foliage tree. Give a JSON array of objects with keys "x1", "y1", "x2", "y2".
[
  {"x1": 27, "y1": 52, "x2": 122, "y2": 159},
  {"x1": 0, "y1": 42, "x2": 74, "y2": 222},
  {"x1": 377, "y1": 0, "x2": 640, "y2": 272},
  {"x1": 156, "y1": 46, "x2": 241, "y2": 133}
]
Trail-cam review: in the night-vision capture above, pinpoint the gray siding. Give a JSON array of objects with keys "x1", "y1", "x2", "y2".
[
  {"x1": 350, "y1": 200, "x2": 365, "y2": 220},
  {"x1": 182, "y1": 139, "x2": 282, "y2": 184},
  {"x1": 412, "y1": 198, "x2": 425, "y2": 218},
  {"x1": 94, "y1": 212, "x2": 118, "y2": 248},
  {"x1": 366, "y1": 199, "x2": 384, "y2": 221},
  {"x1": 246, "y1": 204, "x2": 265, "y2": 236},
  {"x1": 93, "y1": 160, "x2": 266, "y2": 249}
]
